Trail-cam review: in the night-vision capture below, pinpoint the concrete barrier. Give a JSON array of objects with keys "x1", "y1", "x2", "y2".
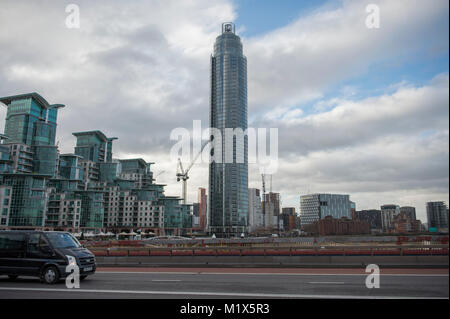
[{"x1": 95, "y1": 255, "x2": 449, "y2": 268}]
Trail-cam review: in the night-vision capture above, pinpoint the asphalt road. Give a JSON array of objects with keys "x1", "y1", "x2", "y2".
[{"x1": 0, "y1": 268, "x2": 448, "y2": 299}]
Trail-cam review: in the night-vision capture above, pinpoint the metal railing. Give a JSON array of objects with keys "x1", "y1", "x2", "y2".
[{"x1": 90, "y1": 244, "x2": 449, "y2": 257}]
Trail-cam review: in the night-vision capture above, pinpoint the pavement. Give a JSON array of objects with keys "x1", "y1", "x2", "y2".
[{"x1": 0, "y1": 267, "x2": 448, "y2": 299}]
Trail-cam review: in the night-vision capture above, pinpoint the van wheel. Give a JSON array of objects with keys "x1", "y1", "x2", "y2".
[
  {"x1": 80, "y1": 275, "x2": 88, "y2": 281},
  {"x1": 8, "y1": 275, "x2": 18, "y2": 281},
  {"x1": 42, "y1": 266, "x2": 59, "y2": 284}
]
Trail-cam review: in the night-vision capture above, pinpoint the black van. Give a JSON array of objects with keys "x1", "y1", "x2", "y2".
[{"x1": 0, "y1": 230, "x2": 96, "y2": 284}]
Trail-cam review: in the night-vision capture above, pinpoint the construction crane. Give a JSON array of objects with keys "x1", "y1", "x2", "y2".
[
  {"x1": 270, "y1": 174, "x2": 280, "y2": 235},
  {"x1": 261, "y1": 173, "x2": 266, "y2": 228},
  {"x1": 153, "y1": 170, "x2": 165, "y2": 181},
  {"x1": 155, "y1": 170, "x2": 165, "y2": 178},
  {"x1": 176, "y1": 140, "x2": 210, "y2": 204}
]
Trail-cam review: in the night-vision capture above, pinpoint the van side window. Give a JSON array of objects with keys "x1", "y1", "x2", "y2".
[
  {"x1": 28, "y1": 233, "x2": 40, "y2": 253},
  {"x1": 28, "y1": 233, "x2": 50, "y2": 251},
  {"x1": 39, "y1": 236, "x2": 50, "y2": 250},
  {"x1": 0, "y1": 233, "x2": 26, "y2": 257}
]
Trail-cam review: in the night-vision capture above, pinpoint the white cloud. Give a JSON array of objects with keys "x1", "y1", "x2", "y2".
[{"x1": 245, "y1": 0, "x2": 449, "y2": 114}]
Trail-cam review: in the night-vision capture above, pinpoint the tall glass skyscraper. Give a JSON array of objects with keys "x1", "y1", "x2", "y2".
[{"x1": 209, "y1": 23, "x2": 248, "y2": 236}]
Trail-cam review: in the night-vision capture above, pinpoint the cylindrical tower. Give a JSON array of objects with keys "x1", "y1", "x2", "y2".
[{"x1": 208, "y1": 23, "x2": 248, "y2": 237}]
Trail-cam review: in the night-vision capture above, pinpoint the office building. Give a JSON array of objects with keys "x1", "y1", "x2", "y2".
[
  {"x1": 354, "y1": 209, "x2": 382, "y2": 231},
  {"x1": 263, "y1": 192, "x2": 280, "y2": 229},
  {"x1": 300, "y1": 194, "x2": 352, "y2": 227},
  {"x1": 198, "y1": 187, "x2": 207, "y2": 231},
  {"x1": 426, "y1": 202, "x2": 449, "y2": 232},
  {"x1": 192, "y1": 203, "x2": 200, "y2": 228},
  {"x1": 281, "y1": 207, "x2": 296, "y2": 231},
  {"x1": 350, "y1": 201, "x2": 356, "y2": 219},
  {"x1": 400, "y1": 206, "x2": 416, "y2": 220},
  {"x1": 248, "y1": 188, "x2": 263, "y2": 232},
  {"x1": 381, "y1": 204, "x2": 400, "y2": 232}
]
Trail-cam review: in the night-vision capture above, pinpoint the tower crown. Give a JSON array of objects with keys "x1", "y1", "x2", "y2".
[{"x1": 222, "y1": 22, "x2": 235, "y2": 34}]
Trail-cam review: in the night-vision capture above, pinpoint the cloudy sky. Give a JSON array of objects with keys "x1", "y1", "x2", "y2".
[{"x1": 0, "y1": 0, "x2": 448, "y2": 222}]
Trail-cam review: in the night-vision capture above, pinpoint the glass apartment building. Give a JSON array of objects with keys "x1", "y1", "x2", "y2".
[
  {"x1": 73, "y1": 131, "x2": 117, "y2": 163},
  {"x1": 0, "y1": 93, "x2": 64, "y2": 227},
  {"x1": 0, "y1": 93, "x2": 193, "y2": 235},
  {"x1": 1, "y1": 93, "x2": 62, "y2": 146},
  {"x1": 1, "y1": 174, "x2": 49, "y2": 227},
  {"x1": 0, "y1": 135, "x2": 13, "y2": 174},
  {"x1": 209, "y1": 23, "x2": 248, "y2": 236},
  {"x1": 0, "y1": 93, "x2": 63, "y2": 177},
  {"x1": 300, "y1": 194, "x2": 352, "y2": 226},
  {"x1": 59, "y1": 154, "x2": 84, "y2": 181}
]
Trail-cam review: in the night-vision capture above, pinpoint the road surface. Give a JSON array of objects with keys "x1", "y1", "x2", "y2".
[{"x1": 0, "y1": 268, "x2": 448, "y2": 299}]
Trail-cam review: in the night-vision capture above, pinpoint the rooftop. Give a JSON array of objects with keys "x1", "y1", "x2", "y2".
[
  {"x1": 120, "y1": 158, "x2": 155, "y2": 167},
  {"x1": 0, "y1": 92, "x2": 64, "y2": 109},
  {"x1": 72, "y1": 130, "x2": 113, "y2": 142}
]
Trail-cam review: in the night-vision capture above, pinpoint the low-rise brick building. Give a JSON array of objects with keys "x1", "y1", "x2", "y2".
[
  {"x1": 305, "y1": 216, "x2": 370, "y2": 236},
  {"x1": 393, "y1": 212, "x2": 422, "y2": 233}
]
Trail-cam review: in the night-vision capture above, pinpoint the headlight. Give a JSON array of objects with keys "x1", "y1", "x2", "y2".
[{"x1": 66, "y1": 255, "x2": 77, "y2": 266}]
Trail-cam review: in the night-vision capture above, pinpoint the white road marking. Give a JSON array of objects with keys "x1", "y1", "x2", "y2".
[
  {"x1": 308, "y1": 282, "x2": 345, "y2": 284},
  {"x1": 151, "y1": 280, "x2": 181, "y2": 282},
  {"x1": 0, "y1": 287, "x2": 446, "y2": 299},
  {"x1": 95, "y1": 271, "x2": 449, "y2": 277}
]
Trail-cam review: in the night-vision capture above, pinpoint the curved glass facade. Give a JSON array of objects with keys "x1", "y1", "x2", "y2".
[{"x1": 209, "y1": 23, "x2": 248, "y2": 236}]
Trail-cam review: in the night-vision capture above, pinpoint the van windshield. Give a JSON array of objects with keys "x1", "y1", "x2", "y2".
[{"x1": 45, "y1": 233, "x2": 81, "y2": 249}]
